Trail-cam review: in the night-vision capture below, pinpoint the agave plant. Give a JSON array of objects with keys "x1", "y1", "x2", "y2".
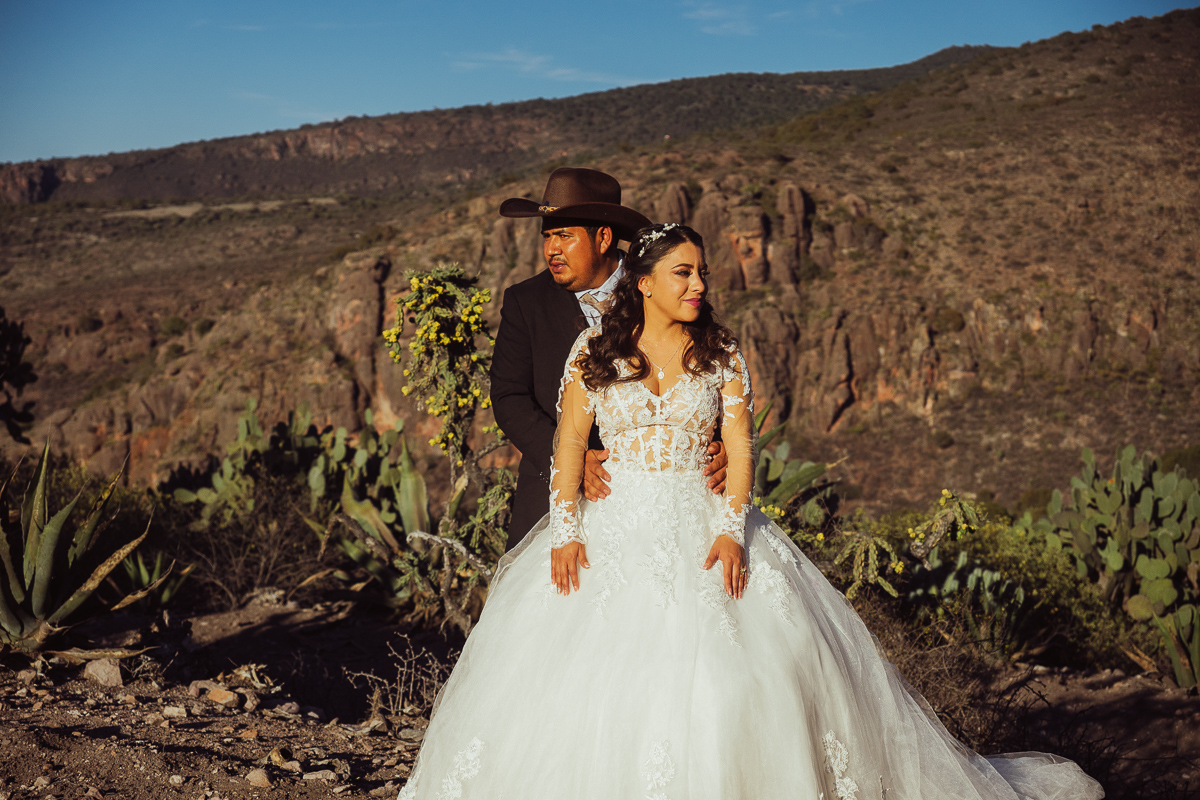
[
  {"x1": 752, "y1": 401, "x2": 834, "y2": 528},
  {"x1": 119, "y1": 551, "x2": 194, "y2": 611},
  {"x1": 0, "y1": 443, "x2": 157, "y2": 651}
]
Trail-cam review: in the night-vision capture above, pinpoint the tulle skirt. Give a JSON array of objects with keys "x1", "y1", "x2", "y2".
[{"x1": 399, "y1": 466, "x2": 1104, "y2": 799}]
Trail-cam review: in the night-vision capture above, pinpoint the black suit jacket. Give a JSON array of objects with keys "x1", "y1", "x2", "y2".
[{"x1": 490, "y1": 270, "x2": 603, "y2": 549}]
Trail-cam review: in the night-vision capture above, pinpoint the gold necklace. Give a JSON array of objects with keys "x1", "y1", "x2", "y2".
[{"x1": 640, "y1": 336, "x2": 685, "y2": 380}]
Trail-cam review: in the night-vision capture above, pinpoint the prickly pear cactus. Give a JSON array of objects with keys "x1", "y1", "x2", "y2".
[{"x1": 1016, "y1": 446, "x2": 1200, "y2": 687}]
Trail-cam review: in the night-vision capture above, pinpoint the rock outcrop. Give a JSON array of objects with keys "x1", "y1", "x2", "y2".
[
  {"x1": 0, "y1": 163, "x2": 59, "y2": 204},
  {"x1": 3, "y1": 10, "x2": 1197, "y2": 512},
  {"x1": 6, "y1": 163, "x2": 1194, "y2": 493}
]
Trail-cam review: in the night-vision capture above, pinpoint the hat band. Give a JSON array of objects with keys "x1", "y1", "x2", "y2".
[{"x1": 538, "y1": 205, "x2": 559, "y2": 213}]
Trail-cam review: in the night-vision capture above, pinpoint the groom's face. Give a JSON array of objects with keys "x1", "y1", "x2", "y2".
[{"x1": 542, "y1": 224, "x2": 612, "y2": 292}]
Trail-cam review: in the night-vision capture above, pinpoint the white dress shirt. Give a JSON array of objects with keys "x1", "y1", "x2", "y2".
[{"x1": 574, "y1": 254, "x2": 625, "y2": 327}]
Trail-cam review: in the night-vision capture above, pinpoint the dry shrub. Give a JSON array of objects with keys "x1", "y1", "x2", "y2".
[
  {"x1": 346, "y1": 635, "x2": 455, "y2": 724},
  {"x1": 856, "y1": 594, "x2": 1003, "y2": 749},
  {"x1": 179, "y1": 472, "x2": 333, "y2": 611},
  {"x1": 857, "y1": 593, "x2": 1195, "y2": 799}
]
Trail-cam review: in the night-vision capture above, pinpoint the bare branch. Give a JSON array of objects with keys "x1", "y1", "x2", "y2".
[
  {"x1": 406, "y1": 531, "x2": 494, "y2": 579},
  {"x1": 475, "y1": 439, "x2": 507, "y2": 459},
  {"x1": 333, "y1": 513, "x2": 393, "y2": 562},
  {"x1": 436, "y1": 552, "x2": 474, "y2": 637}
]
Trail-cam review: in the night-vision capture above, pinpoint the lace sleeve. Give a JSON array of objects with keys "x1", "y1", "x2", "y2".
[
  {"x1": 716, "y1": 345, "x2": 756, "y2": 546},
  {"x1": 548, "y1": 329, "x2": 599, "y2": 548}
]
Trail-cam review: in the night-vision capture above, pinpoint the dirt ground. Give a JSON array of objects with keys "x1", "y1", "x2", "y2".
[
  {"x1": 0, "y1": 600, "x2": 442, "y2": 800},
  {"x1": 998, "y1": 668, "x2": 1200, "y2": 798},
  {"x1": 2, "y1": 597, "x2": 1198, "y2": 800}
]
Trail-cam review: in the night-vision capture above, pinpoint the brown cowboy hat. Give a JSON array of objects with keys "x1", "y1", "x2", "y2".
[{"x1": 499, "y1": 167, "x2": 651, "y2": 240}]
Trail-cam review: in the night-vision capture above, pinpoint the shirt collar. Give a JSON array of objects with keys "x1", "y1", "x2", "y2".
[{"x1": 574, "y1": 252, "x2": 625, "y2": 299}]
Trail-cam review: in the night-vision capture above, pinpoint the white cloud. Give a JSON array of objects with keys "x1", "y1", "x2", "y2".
[
  {"x1": 804, "y1": 0, "x2": 875, "y2": 18},
  {"x1": 683, "y1": 2, "x2": 755, "y2": 36},
  {"x1": 231, "y1": 91, "x2": 342, "y2": 124},
  {"x1": 451, "y1": 48, "x2": 642, "y2": 86}
]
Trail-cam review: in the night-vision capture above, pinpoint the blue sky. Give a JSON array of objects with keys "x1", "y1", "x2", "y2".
[{"x1": 0, "y1": 1, "x2": 1187, "y2": 163}]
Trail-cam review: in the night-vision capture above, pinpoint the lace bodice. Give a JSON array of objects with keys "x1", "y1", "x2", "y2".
[{"x1": 548, "y1": 326, "x2": 756, "y2": 550}]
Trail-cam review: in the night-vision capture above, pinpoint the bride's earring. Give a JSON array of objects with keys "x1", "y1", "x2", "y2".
[{"x1": 645, "y1": 291, "x2": 652, "y2": 298}]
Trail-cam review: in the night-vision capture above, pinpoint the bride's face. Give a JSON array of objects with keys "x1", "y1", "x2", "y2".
[{"x1": 638, "y1": 241, "x2": 708, "y2": 324}]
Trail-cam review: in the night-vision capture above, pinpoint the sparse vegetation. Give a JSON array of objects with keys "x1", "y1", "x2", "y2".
[
  {"x1": 1, "y1": 8, "x2": 1199, "y2": 794},
  {"x1": 1014, "y1": 447, "x2": 1200, "y2": 687},
  {"x1": 0, "y1": 443, "x2": 153, "y2": 651},
  {"x1": 159, "y1": 315, "x2": 188, "y2": 337}
]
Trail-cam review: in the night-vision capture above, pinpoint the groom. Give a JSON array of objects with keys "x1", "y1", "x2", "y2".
[{"x1": 490, "y1": 168, "x2": 728, "y2": 564}]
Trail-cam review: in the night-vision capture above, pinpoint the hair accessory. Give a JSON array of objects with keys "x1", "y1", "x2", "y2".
[{"x1": 635, "y1": 223, "x2": 680, "y2": 257}]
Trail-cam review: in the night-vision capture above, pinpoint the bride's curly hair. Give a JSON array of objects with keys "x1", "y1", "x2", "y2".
[{"x1": 580, "y1": 224, "x2": 736, "y2": 391}]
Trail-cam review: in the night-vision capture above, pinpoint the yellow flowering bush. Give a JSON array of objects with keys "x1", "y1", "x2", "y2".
[
  {"x1": 383, "y1": 264, "x2": 513, "y2": 636},
  {"x1": 824, "y1": 491, "x2": 985, "y2": 601},
  {"x1": 385, "y1": 266, "x2": 494, "y2": 458},
  {"x1": 908, "y1": 488, "x2": 982, "y2": 564},
  {"x1": 833, "y1": 522, "x2": 903, "y2": 599},
  {"x1": 753, "y1": 497, "x2": 788, "y2": 522}
]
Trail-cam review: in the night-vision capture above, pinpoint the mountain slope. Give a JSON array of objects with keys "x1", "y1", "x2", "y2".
[
  {"x1": 1, "y1": 9, "x2": 1197, "y2": 517},
  {"x1": 0, "y1": 47, "x2": 990, "y2": 205}
]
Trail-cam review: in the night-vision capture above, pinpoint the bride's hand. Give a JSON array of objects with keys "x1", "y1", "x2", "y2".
[
  {"x1": 703, "y1": 535, "x2": 746, "y2": 599},
  {"x1": 552, "y1": 541, "x2": 590, "y2": 595}
]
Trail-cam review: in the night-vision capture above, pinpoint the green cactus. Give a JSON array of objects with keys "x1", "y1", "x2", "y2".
[
  {"x1": 833, "y1": 527, "x2": 901, "y2": 599},
  {"x1": 905, "y1": 548, "x2": 1037, "y2": 657},
  {"x1": 1017, "y1": 446, "x2": 1200, "y2": 686},
  {"x1": 751, "y1": 402, "x2": 834, "y2": 529},
  {"x1": 0, "y1": 443, "x2": 154, "y2": 651},
  {"x1": 173, "y1": 399, "x2": 264, "y2": 528},
  {"x1": 177, "y1": 402, "x2": 431, "y2": 557},
  {"x1": 307, "y1": 411, "x2": 430, "y2": 556}
]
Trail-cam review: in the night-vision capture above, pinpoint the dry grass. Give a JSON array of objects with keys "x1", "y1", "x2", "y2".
[{"x1": 346, "y1": 635, "x2": 455, "y2": 725}]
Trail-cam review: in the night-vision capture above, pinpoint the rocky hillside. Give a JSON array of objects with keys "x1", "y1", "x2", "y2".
[
  {"x1": 1, "y1": 9, "x2": 1197, "y2": 513},
  {"x1": 0, "y1": 47, "x2": 989, "y2": 205}
]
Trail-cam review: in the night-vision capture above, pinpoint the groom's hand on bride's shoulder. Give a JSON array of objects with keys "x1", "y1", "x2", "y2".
[
  {"x1": 552, "y1": 542, "x2": 590, "y2": 595},
  {"x1": 704, "y1": 442, "x2": 728, "y2": 494},
  {"x1": 582, "y1": 449, "x2": 612, "y2": 501}
]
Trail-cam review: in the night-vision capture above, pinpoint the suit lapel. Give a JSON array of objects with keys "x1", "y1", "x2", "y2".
[
  {"x1": 538, "y1": 271, "x2": 586, "y2": 361},
  {"x1": 522, "y1": 270, "x2": 606, "y2": 455},
  {"x1": 548, "y1": 272, "x2": 585, "y2": 334}
]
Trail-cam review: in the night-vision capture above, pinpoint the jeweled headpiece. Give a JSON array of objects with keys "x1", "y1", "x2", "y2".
[{"x1": 634, "y1": 223, "x2": 680, "y2": 257}]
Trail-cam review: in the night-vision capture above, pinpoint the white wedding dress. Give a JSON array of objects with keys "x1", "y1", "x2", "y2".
[{"x1": 399, "y1": 328, "x2": 1104, "y2": 800}]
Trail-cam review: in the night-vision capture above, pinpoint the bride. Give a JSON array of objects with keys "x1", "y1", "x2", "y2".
[{"x1": 398, "y1": 224, "x2": 1104, "y2": 799}]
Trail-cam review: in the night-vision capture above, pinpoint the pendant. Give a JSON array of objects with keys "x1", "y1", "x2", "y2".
[{"x1": 657, "y1": 368, "x2": 665, "y2": 380}]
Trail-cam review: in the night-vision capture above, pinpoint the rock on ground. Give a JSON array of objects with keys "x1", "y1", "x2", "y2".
[{"x1": 83, "y1": 658, "x2": 123, "y2": 688}]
